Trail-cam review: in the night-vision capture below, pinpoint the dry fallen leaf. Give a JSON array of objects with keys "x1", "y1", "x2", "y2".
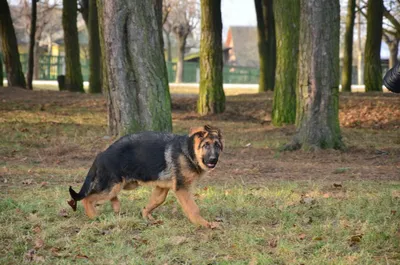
[
  {"x1": 76, "y1": 254, "x2": 89, "y2": 260},
  {"x1": 298, "y1": 233, "x2": 306, "y2": 240},
  {"x1": 350, "y1": 234, "x2": 363, "y2": 243},
  {"x1": 34, "y1": 238, "x2": 44, "y2": 249},
  {"x1": 215, "y1": 216, "x2": 225, "y2": 223},
  {"x1": 333, "y1": 183, "x2": 343, "y2": 188},
  {"x1": 25, "y1": 249, "x2": 36, "y2": 261},
  {"x1": 32, "y1": 225, "x2": 42, "y2": 234},
  {"x1": 313, "y1": 236, "x2": 323, "y2": 241},
  {"x1": 300, "y1": 197, "x2": 315, "y2": 205},
  {"x1": 268, "y1": 239, "x2": 278, "y2": 248},
  {"x1": 40, "y1": 182, "x2": 48, "y2": 188},
  {"x1": 22, "y1": 179, "x2": 33, "y2": 185},
  {"x1": 59, "y1": 209, "x2": 69, "y2": 218}
]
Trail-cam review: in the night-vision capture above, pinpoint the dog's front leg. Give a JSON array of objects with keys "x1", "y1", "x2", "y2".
[{"x1": 174, "y1": 189, "x2": 218, "y2": 228}]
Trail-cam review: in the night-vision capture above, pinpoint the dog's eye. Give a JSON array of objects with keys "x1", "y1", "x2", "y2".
[
  {"x1": 214, "y1": 142, "x2": 220, "y2": 149},
  {"x1": 203, "y1": 143, "x2": 210, "y2": 149}
]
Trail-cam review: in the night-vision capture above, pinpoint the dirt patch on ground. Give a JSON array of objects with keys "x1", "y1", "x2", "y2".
[{"x1": 1, "y1": 87, "x2": 399, "y2": 188}]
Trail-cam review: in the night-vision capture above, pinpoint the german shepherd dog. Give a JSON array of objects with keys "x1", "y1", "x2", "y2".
[{"x1": 68, "y1": 125, "x2": 223, "y2": 228}]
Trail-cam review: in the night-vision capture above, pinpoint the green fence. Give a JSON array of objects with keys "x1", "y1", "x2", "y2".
[{"x1": 1, "y1": 54, "x2": 260, "y2": 84}]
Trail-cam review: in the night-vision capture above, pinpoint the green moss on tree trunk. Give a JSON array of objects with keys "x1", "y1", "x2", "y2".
[
  {"x1": 254, "y1": 0, "x2": 276, "y2": 92},
  {"x1": 197, "y1": 0, "x2": 225, "y2": 115},
  {"x1": 341, "y1": 0, "x2": 356, "y2": 92},
  {"x1": 271, "y1": 0, "x2": 299, "y2": 126},
  {"x1": 98, "y1": 0, "x2": 172, "y2": 135},
  {"x1": 364, "y1": 0, "x2": 383, "y2": 92},
  {"x1": 88, "y1": 0, "x2": 102, "y2": 93},
  {"x1": 290, "y1": 0, "x2": 343, "y2": 151},
  {"x1": 63, "y1": 0, "x2": 84, "y2": 93},
  {"x1": 0, "y1": 0, "x2": 26, "y2": 88}
]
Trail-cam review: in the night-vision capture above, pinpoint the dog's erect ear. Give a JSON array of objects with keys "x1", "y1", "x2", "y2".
[
  {"x1": 204, "y1": 125, "x2": 223, "y2": 151},
  {"x1": 204, "y1": 124, "x2": 222, "y2": 138},
  {"x1": 189, "y1": 126, "x2": 207, "y2": 138}
]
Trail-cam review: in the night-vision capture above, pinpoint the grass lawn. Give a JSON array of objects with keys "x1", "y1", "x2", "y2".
[{"x1": 0, "y1": 87, "x2": 399, "y2": 264}]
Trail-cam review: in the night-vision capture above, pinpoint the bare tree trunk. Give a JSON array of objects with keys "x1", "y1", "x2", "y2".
[
  {"x1": 27, "y1": 0, "x2": 38, "y2": 90},
  {"x1": 79, "y1": 0, "x2": 89, "y2": 27},
  {"x1": 88, "y1": 0, "x2": 102, "y2": 93},
  {"x1": 271, "y1": 0, "x2": 299, "y2": 126},
  {"x1": 63, "y1": 0, "x2": 84, "y2": 92},
  {"x1": 97, "y1": 0, "x2": 172, "y2": 135},
  {"x1": 341, "y1": 0, "x2": 356, "y2": 92},
  {"x1": 164, "y1": 30, "x2": 172, "y2": 62},
  {"x1": 0, "y1": 0, "x2": 26, "y2": 88},
  {"x1": 288, "y1": 0, "x2": 343, "y2": 150},
  {"x1": 254, "y1": 0, "x2": 276, "y2": 92},
  {"x1": 388, "y1": 39, "x2": 399, "y2": 69},
  {"x1": 96, "y1": 0, "x2": 115, "y2": 134},
  {"x1": 0, "y1": 53, "x2": 3, "y2": 87},
  {"x1": 197, "y1": 0, "x2": 225, "y2": 115},
  {"x1": 364, "y1": 0, "x2": 383, "y2": 92},
  {"x1": 33, "y1": 43, "x2": 40, "y2": 79},
  {"x1": 175, "y1": 35, "x2": 186, "y2": 83}
]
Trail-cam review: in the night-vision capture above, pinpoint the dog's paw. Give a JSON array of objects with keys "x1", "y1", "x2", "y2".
[{"x1": 206, "y1": 222, "x2": 221, "y2": 229}]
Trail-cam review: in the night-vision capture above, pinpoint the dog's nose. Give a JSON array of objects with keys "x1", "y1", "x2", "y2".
[{"x1": 209, "y1": 157, "x2": 218, "y2": 164}]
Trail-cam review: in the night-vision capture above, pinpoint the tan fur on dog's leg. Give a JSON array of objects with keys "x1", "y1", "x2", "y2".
[
  {"x1": 174, "y1": 189, "x2": 216, "y2": 228},
  {"x1": 82, "y1": 197, "x2": 97, "y2": 219},
  {"x1": 142, "y1": 187, "x2": 169, "y2": 220},
  {"x1": 110, "y1": 197, "x2": 120, "y2": 214}
]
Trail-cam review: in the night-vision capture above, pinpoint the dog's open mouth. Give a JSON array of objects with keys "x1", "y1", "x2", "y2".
[{"x1": 206, "y1": 163, "x2": 216, "y2": 169}]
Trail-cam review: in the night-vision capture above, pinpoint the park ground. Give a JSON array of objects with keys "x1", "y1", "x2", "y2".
[{"x1": 0, "y1": 87, "x2": 399, "y2": 264}]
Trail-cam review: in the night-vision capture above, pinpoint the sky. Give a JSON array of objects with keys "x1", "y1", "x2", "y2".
[{"x1": 221, "y1": 0, "x2": 256, "y2": 38}]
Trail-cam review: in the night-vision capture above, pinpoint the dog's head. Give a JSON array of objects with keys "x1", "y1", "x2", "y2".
[{"x1": 189, "y1": 125, "x2": 223, "y2": 171}]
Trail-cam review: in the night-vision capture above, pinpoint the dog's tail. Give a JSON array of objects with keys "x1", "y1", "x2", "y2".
[{"x1": 68, "y1": 165, "x2": 96, "y2": 211}]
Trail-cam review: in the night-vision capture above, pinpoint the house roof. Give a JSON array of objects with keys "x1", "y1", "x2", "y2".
[{"x1": 225, "y1": 26, "x2": 259, "y2": 67}]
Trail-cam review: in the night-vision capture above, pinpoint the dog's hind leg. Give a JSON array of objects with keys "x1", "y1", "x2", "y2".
[
  {"x1": 110, "y1": 197, "x2": 120, "y2": 214},
  {"x1": 82, "y1": 196, "x2": 97, "y2": 219},
  {"x1": 142, "y1": 187, "x2": 169, "y2": 221}
]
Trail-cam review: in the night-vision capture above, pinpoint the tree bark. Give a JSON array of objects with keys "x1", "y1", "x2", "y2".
[
  {"x1": 388, "y1": 39, "x2": 399, "y2": 69},
  {"x1": 0, "y1": 53, "x2": 3, "y2": 87},
  {"x1": 97, "y1": 0, "x2": 172, "y2": 136},
  {"x1": 341, "y1": 0, "x2": 356, "y2": 92},
  {"x1": 164, "y1": 30, "x2": 172, "y2": 62},
  {"x1": 33, "y1": 42, "x2": 40, "y2": 79},
  {"x1": 0, "y1": 0, "x2": 26, "y2": 88},
  {"x1": 79, "y1": 0, "x2": 89, "y2": 27},
  {"x1": 63, "y1": 0, "x2": 84, "y2": 92},
  {"x1": 271, "y1": 0, "x2": 299, "y2": 126},
  {"x1": 364, "y1": 0, "x2": 383, "y2": 92},
  {"x1": 254, "y1": 0, "x2": 276, "y2": 92},
  {"x1": 356, "y1": 0, "x2": 363, "y2": 85},
  {"x1": 88, "y1": 0, "x2": 102, "y2": 93},
  {"x1": 197, "y1": 0, "x2": 225, "y2": 115},
  {"x1": 175, "y1": 35, "x2": 186, "y2": 83},
  {"x1": 289, "y1": 0, "x2": 343, "y2": 150},
  {"x1": 27, "y1": 0, "x2": 38, "y2": 90}
]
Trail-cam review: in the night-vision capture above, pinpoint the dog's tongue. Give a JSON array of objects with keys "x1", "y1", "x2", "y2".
[{"x1": 207, "y1": 163, "x2": 215, "y2": 168}]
